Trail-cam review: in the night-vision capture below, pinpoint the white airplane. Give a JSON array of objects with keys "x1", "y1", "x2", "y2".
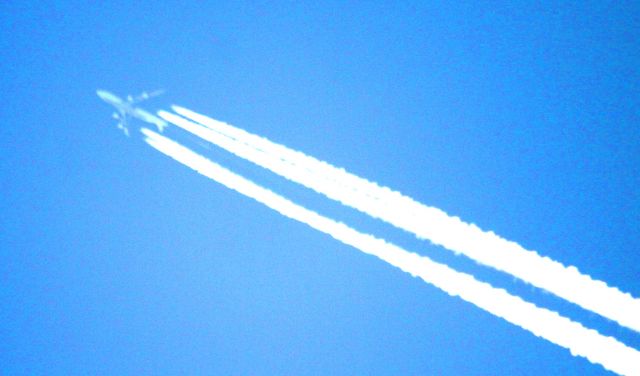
[{"x1": 96, "y1": 89, "x2": 168, "y2": 136}]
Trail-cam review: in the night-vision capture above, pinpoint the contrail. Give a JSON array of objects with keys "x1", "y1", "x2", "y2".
[
  {"x1": 141, "y1": 127, "x2": 640, "y2": 375},
  {"x1": 157, "y1": 106, "x2": 640, "y2": 333}
]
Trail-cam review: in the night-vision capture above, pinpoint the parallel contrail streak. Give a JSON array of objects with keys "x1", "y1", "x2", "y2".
[
  {"x1": 158, "y1": 107, "x2": 640, "y2": 333},
  {"x1": 141, "y1": 128, "x2": 640, "y2": 376}
]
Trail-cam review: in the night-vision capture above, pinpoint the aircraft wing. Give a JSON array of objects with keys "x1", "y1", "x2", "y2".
[{"x1": 130, "y1": 89, "x2": 165, "y2": 104}]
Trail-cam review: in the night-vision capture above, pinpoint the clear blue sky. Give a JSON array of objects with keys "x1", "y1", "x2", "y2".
[{"x1": 1, "y1": 2, "x2": 639, "y2": 374}]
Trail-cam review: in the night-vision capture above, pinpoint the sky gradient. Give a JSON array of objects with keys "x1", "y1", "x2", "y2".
[{"x1": 2, "y1": 2, "x2": 639, "y2": 374}]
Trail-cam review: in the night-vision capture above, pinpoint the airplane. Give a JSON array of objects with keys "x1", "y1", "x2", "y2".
[{"x1": 96, "y1": 89, "x2": 168, "y2": 136}]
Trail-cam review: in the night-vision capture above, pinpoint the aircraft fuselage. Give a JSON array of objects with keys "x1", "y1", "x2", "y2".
[{"x1": 96, "y1": 89, "x2": 168, "y2": 134}]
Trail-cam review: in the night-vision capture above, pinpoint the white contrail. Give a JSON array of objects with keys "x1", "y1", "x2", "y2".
[
  {"x1": 158, "y1": 107, "x2": 640, "y2": 333},
  {"x1": 141, "y1": 127, "x2": 640, "y2": 375}
]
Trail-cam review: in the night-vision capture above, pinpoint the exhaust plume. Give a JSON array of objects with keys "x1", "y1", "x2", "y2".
[
  {"x1": 158, "y1": 107, "x2": 640, "y2": 333},
  {"x1": 141, "y1": 127, "x2": 640, "y2": 375}
]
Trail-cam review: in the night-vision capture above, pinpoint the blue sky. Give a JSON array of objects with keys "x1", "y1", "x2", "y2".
[{"x1": 1, "y1": 2, "x2": 639, "y2": 374}]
